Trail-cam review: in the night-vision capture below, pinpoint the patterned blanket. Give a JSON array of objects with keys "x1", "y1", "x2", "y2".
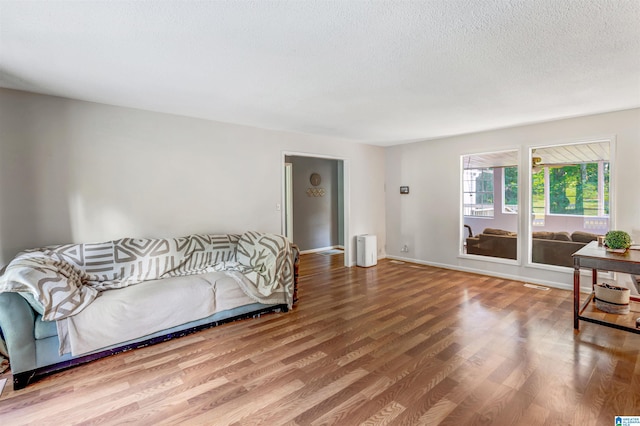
[
  {"x1": 0, "y1": 232, "x2": 294, "y2": 321},
  {"x1": 216, "y1": 231, "x2": 295, "y2": 308},
  {"x1": 0, "y1": 252, "x2": 98, "y2": 321}
]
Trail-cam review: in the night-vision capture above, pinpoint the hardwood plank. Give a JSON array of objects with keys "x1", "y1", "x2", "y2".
[{"x1": 1, "y1": 253, "x2": 639, "y2": 425}]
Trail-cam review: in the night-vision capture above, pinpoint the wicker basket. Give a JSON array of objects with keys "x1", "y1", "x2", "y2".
[{"x1": 594, "y1": 283, "x2": 630, "y2": 314}]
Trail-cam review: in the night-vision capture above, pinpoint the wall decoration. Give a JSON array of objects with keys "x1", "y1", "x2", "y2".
[
  {"x1": 306, "y1": 187, "x2": 326, "y2": 197},
  {"x1": 310, "y1": 173, "x2": 322, "y2": 186},
  {"x1": 400, "y1": 186, "x2": 410, "y2": 194}
]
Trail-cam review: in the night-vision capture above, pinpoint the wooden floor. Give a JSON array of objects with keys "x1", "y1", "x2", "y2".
[{"x1": 1, "y1": 254, "x2": 639, "y2": 425}]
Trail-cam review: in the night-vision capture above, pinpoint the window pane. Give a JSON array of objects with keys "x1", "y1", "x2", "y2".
[
  {"x1": 548, "y1": 163, "x2": 606, "y2": 216},
  {"x1": 532, "y1": 169, "x2": 545, "y2": 214},
  {"x1": 503, "y1": 166, "x2": 518, "y2": 213},
  {"x1": 463, "y1": 168, "x2": 494, "y2": 217}
]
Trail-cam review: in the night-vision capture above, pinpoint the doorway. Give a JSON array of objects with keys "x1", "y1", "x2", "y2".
[{"x1": 283, "y1": 154, "x2": 349, "y2": 267}]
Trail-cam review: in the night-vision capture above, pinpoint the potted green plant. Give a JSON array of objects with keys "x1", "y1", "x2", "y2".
[{"x1": 604, "y1": 230, "x2": 631, "y2": 253}]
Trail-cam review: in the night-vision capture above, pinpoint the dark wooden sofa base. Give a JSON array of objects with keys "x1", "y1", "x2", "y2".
[{"x1": 12, "y1": 303, "x2": 288, "y2": 390}]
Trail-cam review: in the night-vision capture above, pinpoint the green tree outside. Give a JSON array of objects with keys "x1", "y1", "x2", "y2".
[{"x1": 532, "y1": 162, "x2": 607, "y2": 216}]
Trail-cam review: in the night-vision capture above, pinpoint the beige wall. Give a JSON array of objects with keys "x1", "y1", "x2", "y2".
[
  {"x1": 0, "y1": 88, "x2": 386, "y2": 267},
  {"x1": 385, "y1": 108, "x2": 640, "y2": 290}
]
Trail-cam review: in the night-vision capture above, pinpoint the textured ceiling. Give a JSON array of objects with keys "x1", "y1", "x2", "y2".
[{"x1": 1, "y1": 1, "x2": 639, "y2": 146}]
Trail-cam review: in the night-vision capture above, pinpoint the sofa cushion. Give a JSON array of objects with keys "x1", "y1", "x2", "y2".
[
  {"x1": 532, "y1": 231, "x2": 571, "y2": 241},
  {"x1": 34, "y1": 315, "x2": 57, "y2": 340},
  {"x1": 483, "y1": 228, "x2": 516, "y2": 236},
  {"x1": 552, "y1": 232, "x2": 571, "y2": 241},
  {"x1": 57, "y1": 272, "x2": 247, "y2": 356},
  {"x1": 532, "y1": 231, "x2": 554, "y2": 240},
  {"x1": 571, "y1": 231, "x2": 599, "y2": 243}
]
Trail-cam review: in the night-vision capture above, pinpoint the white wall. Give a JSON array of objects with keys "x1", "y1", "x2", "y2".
[
  {"x1": 0, "y1": 88, "x2": 386, "y2": 267},
  {"x1": 385, "y1": 108, "x2": 640, "y2": 290}
]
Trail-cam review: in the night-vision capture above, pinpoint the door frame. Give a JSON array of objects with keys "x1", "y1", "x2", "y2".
[
  {"x1": 281, "y1": 151, "x2": 351, "y2": 267},
  {"x1": 283, "y1": 162, "x2": 293, "y2": 241}
]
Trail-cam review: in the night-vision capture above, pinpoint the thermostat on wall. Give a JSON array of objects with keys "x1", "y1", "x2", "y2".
[{"x1": 400, "y1": 186, "x2": 409, "y2": 194}]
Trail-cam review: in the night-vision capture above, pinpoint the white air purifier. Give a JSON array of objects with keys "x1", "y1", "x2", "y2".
[{"x1": 356, "y1": 234, "x2": 377, "y2": 267}]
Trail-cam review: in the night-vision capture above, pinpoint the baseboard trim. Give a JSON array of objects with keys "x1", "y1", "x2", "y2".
[
  {"x1": 300, "y1": 246, "x2": 342, "y2": 255},
  {"x1": 384, "y1": 255, "x2": 582, "y2": 293}
]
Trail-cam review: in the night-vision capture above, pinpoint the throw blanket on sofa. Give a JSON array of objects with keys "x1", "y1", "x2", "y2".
[
  {"x1": 216, "y1": 231, "x2": 295, "y2": 308},
  {"x1": 0, "y1": 232, "x2": 294, "y2": 321},
  {"x1": 0, "y1": 251, "x2": 98, "y2": 321}
]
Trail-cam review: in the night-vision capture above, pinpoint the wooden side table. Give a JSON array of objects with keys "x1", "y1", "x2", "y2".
[{"x1": 573, "y1": 241, "x2": 640, "y2": 334}]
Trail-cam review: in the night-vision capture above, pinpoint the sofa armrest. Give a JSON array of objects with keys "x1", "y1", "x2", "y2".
[
  {"x1": 466, "y1": 237, "x2": 480, "y2": 250},
  {"x1": 0, "y1": 292, "x2": 37, "y2": 374}
]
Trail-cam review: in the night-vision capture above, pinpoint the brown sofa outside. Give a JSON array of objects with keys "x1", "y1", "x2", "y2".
[
  {"x1": 466, "y1": 232, "x2": 517, "y2": 260},
  {"x1": 466, "y1": 228, "x2": 600, "y2": 267}
]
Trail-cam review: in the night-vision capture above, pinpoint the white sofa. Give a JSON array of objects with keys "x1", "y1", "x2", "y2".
[{"x1": 0, "y1": 231, "x2": 298, "y2": 390}]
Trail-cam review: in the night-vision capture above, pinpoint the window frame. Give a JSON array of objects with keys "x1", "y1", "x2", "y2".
[
  {"x1": 460, "y1": 148, "x2": 521, "y2": 265},
  {"x1": 528, "y1": 139, "x2": 614, "y2": 270}
]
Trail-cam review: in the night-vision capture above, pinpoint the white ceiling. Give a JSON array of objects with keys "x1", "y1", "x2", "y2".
[{"x1": 1, "y1": 1, "x2": 639, "y2": 146}]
